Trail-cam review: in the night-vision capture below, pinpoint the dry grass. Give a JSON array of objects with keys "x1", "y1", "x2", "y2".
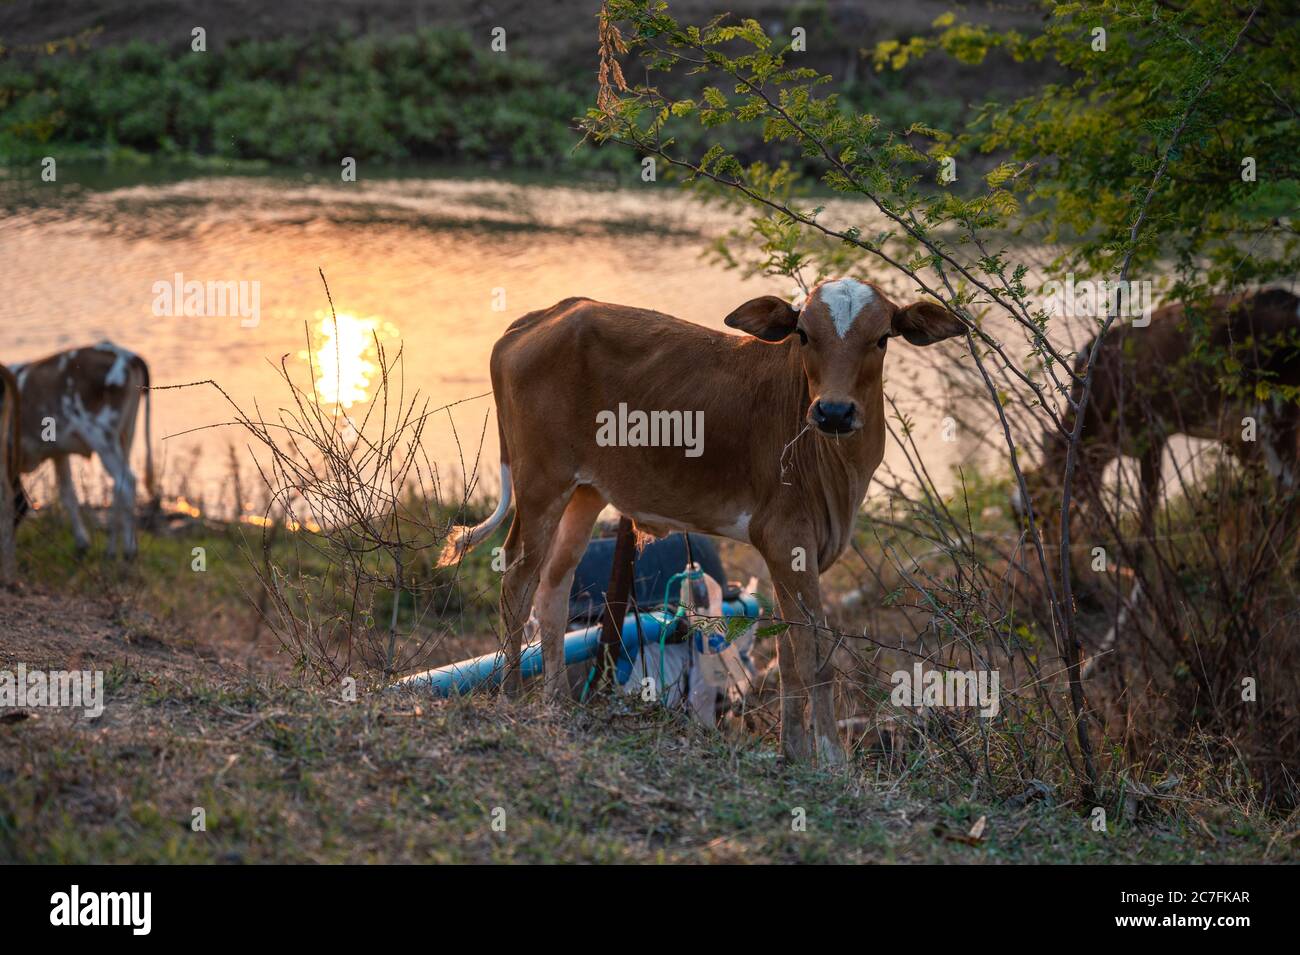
[
  {"x1": 4, "y1": 501, "x2": 1296, "y2": 863},
  {"x1": 2, "y1": 578, "x2": 1292, "y2": 863}
]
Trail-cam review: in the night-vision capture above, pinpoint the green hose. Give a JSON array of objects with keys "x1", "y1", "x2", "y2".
[
  {"x1": 658, "y1": 568, "x2": 703, "y2": 703},
  {"x1": 580, "y1": 566, "x2": 704, "y2": 705}
]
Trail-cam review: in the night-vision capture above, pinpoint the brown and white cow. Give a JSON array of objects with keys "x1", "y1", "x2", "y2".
[
  {"x1": 9, "y1": 341, "x2": 155, "y2": 559},
  {"x1": 1017, "y1": 288, "x2": 1300, "y2": 541},
  {"x1": 436, "y1": 279, "x2": 965, "y2": 765}
]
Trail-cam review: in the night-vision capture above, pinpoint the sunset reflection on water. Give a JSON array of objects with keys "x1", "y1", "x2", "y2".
[{"x1": 305, "y1": 310, "x2": 398, "y2": 410}]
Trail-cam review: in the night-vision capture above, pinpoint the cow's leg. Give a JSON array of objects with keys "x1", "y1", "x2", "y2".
[
  {"x1": 1262, "y1": 398, "x2": 1299, "y2": 494},
  {"x1": 764, "y1": 546, "x2": 842, "y2": 765},
  {"x1": 498, "y1": 488, "x2": 570, "y2": 697},
  {"x1": 0, "y1": 458, "x2": 13, "y2": 585},
  {"x1": 533, "y1": 486, "x2": 605, "y2": 703},
  {"x1": 773, "y1": 626, "x2": 810, "y2": 763},
  {"x1": 782, "y1": 572, "x2": 842, "y2": 765},
  {"x1": 1259, "y1": 404, "x2": 1300, "y2": 556},
  {"x1": 1138, "y1": 446, "x2": 1161, "y2": 547},
  {"x1": 798, "y1": 586, "x2": 844, "y2": 767},
  {"x1": 94, "y1": 440, "x2": 137, "y2": 560},
  {"x1": 755, "y1": 531, "x2": 806, "y2": 761},
  {"x1": 74, "y1": 417, "x2": 137, "y2": 560},
  {"x1": 118, "y1": 462, "x2": 139, "y2": 559},
  {"x1": 54, "y1": 455, "x2": 90, "y2": 554}
]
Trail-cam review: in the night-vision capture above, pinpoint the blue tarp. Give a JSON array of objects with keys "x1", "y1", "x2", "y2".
[{"x1": 567, "y1": 532, "x2": 728, "y2": 624}]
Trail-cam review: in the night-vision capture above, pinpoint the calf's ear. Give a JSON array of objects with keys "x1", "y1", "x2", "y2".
[
  {"x1": 724, "y1": 296, "x2": 800, "y2": 342},
  {"x1": 892, "y1": 300, "x2": 967, "y2": 346}
]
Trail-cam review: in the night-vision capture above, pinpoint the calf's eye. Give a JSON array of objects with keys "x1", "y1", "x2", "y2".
[
  {"x1": 796, "y1": 328, "x2": 809, "y2": 346},
  {"x1": 877, "y1": 334, "x2": 890, "y2": 349}
]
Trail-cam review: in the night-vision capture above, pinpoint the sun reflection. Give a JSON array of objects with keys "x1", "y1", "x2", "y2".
[{"x1": 305, "y1": 310, "x2": 397, "y2": 409}]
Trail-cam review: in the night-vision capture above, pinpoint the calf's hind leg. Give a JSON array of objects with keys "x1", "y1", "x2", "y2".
[
  {"x1": 532, "y1": 486, "x2": 606, "y2": 702},
  {"x1": 498, "y1": 486, "x2": 571, "y2": 697}
]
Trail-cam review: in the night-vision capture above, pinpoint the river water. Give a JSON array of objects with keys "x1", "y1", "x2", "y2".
[{"x1": 1, "y1": 166, "x2": 995, "y2": 517}]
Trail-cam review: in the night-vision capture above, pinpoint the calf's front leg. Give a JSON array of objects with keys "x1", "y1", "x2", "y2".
[
  {"x1": 764, "y1": 547, "x2": 846, "y2": 767},
  {"x1": 54, "y1": 455, "x2": 90, "y2": 554}
]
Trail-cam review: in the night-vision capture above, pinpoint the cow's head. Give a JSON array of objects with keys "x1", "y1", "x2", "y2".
[{"x1": 724, "y1": 278, "x2": 966, "y2": 435}]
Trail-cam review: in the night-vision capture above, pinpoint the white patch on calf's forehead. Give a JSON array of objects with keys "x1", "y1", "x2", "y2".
[{"x1": 816, "y1": 279, "x2": 876, "y2": 339}]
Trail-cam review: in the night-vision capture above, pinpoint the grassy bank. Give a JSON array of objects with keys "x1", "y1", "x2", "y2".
[
  {"x1": 2, "y1": 505, "x2": 1295, "y2": 863},
  {"x1": 7, "y1": 673, "x2": 1284, "y2": 864},
  {"x1": 10, "y1": 497, "x2": 507, "y2": 681}
]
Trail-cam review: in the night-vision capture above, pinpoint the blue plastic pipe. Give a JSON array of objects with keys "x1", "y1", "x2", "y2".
[{"x1": 393, "y1": 594, "x2": 760, "y2": 698}]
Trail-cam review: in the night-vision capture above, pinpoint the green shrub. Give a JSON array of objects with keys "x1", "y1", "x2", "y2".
[{"x1": 0, "y1": 30, "x2": 607, "y2": 169}]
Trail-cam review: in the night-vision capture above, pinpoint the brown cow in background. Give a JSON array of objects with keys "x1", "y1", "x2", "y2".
[{"x1": 1017, "y1": 288, "x2": 1300, "y2": 541}]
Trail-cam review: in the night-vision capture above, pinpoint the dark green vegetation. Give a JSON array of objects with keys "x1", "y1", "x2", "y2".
[
  {"x1": 588, "y1": 0, "x2": 1299, "y2": 298},
  {"x1": 0, "y1": 31, "x2": 604, "y2": 169},
  {"x1": 0, "y1": 16, "x2": 988, "y2": 172}
]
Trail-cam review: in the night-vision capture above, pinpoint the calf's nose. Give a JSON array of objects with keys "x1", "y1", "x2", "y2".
[{"x1": 811, "y1": 399, "x2": 857, "y2": 434}]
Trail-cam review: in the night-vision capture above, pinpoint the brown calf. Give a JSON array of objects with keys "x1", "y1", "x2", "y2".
[
  {"x1": 10, "y1": 342, "x2": 155, "y2": 558},
  {"x1": 437, "y1": 279, "x2": 965, "y2": 765},
  {"x1": 1019, "y1": 289, "x2": 1300, "y2": 540}
]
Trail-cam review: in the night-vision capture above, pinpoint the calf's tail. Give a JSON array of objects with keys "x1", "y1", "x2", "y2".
[
  {"x1": 133, "y1": 355, "x2": 157, "y2": 502},
  {"x1": 436, "y1": 460, "x2": 513, "y2": 568}
]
